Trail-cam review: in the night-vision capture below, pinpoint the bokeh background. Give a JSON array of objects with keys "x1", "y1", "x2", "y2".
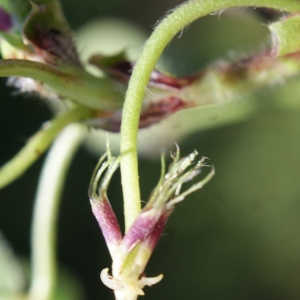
[{"x1": 2, "y1": 0, "x2": 300, "y2": 299}]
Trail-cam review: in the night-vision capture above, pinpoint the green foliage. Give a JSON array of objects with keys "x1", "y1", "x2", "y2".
[
  {"x1": 0, "y1": 232, "x2": 24, "y2": 299},
  {"x1": 270, "y1": 13, "x2": 300, "y2": 56}
]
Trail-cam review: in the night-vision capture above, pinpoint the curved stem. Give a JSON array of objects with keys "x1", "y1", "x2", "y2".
[
  {"x1": 0, "y1": 59, "x2": 123, "y2": 110},
  {"x1": 120, "y1": 0, "x2": 300, "y2": 231},
  {"x1": 0, "y1": 105, "x2": 92, "y2": 189},
  {"x1": 28, "y1": 123, "x2": 87, "y2": 300}
]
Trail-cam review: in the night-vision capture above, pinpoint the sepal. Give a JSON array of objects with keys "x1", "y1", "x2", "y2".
[{"x1": 89, "y1": 143, "x2": 215, "y2": 298}]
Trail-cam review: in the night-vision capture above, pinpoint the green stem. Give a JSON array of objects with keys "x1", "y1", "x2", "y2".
[
  {"x1": 28, "y1": 123, "x2": 87, "y2": 300},
  {"x1": 0, "y1": 105, "x2": 92, "y2": 189},
  {"x1": 0, "y1": 59, "x2": 123, "y2": 110},
  {"x1": 120, "y1": 0, "x2": 300, "y2": 231}
]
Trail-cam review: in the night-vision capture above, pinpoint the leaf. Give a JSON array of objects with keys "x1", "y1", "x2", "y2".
[
  {"x1": 23, "y1": 0, "x2": 80, "y2": 66},
  {"x1": 53, "y1": 268, "x2": 85, "y2": 300},
  {"x1": 0, "y1": 232, "x2": 24, "y2": 298},
  {"x1": 270, "y1": 13, "x2": 300, "y2": 56}
]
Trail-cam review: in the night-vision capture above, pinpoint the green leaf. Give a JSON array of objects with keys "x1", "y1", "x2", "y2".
[
  {"x1": 53, "y1": 268, "x2": 85, "y2": 300},
  {"x1": 270, "y1": 13, "x2": 300, "y2": 56},
  {"x1": 0, "y1": 232, "x2": 24, "y2": 298}
]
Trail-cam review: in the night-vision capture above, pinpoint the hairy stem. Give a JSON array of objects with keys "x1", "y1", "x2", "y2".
[
  {"x1": 28, "y1": 123, "x2": 87, "y2": 300},
  {"x1": 120, "y1": 0, "x2": 300, "y2": 231},
  {"x1": 0, "y1": 105, "x2": 92, "y2": 189},
  {"x1": 0, "y1": 59, "x2": 123, "y2": 110}
]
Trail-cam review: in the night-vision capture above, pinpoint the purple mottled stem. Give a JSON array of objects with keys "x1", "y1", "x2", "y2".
[
  {"x1": 0, "y1": 8, "x2": 12, "y2": 32},
  {"x1": 90, "y1": 198, "x2": 122, "y2": 256}
]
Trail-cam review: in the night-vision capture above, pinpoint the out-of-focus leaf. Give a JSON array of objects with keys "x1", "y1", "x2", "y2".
[
  {"x1": 23, "y1": 0, "x2": 80, "y2": 65},
  {"x1": 0, "y1": 0, "x2": 30, "y2": 28},
  {"x1": 270, "y1": 13, "x2": 300, "y2": 56},
  {"x1": 15, "y1": 259, "x2": 84, "y2": 300},
  {"x1": 0, "y1": 232, "x2": 24, "y2": 298},
  {"x1": 0, "y1": 0, "x2": 30, "y2": 54},
  {"x1": 75, "y1": 18, "x2": 147, "y2": 65},
  {"x1": 0, "y1": 8, "x2": 12, "y2": 32},
  {"x1": 53, "y1": 268, "x2": 85, "y2": 300}
]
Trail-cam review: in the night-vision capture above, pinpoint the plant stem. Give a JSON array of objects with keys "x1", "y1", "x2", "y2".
[
  {"x1": 120, "y1": 0, "x2": 300, "y2": 231},
  {"x1": 0, "y1": 105, "x2": 92, "y2": 189},
  {"x1": 28, "y1": 123, "x2": 87, "y2": 300},
  {"x1": 0, "y1": 59, "x2": 123, "y2": 110}
]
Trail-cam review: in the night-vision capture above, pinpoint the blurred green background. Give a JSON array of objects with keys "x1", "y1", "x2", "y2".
[{"x1": 2, "y1": 0, "x2": 300, "y2": 299}]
